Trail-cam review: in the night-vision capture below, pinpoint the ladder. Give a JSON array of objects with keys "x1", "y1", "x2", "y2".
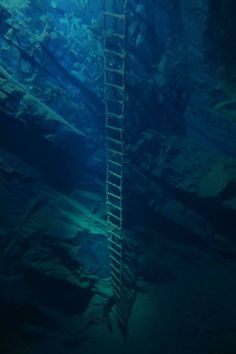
[{"x1": 103, "y1": 0, "x2": 135, "y2": 330}]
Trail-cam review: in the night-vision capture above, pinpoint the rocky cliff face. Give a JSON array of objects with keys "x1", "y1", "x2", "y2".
[{"x1": 0, "y1": 1, "x2": 235, "y2": 354}]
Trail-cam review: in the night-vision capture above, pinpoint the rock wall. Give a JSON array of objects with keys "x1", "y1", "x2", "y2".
[{"x1": 0, "y1": 1, "x2": 235, "y2": 353}]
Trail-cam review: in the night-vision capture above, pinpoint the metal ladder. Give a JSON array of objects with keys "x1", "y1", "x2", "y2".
[{"x1": 103, "y1": 0, "x2": 135, "y2": 330}]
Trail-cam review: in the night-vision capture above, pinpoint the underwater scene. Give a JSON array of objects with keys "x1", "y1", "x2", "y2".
[{"x1": 0, "y1": 0, "x2": 236, "y2": 353}]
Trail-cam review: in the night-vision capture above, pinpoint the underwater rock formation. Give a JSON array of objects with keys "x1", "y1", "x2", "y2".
[{"x1": 0, "y1": 1, "x2": 235, "y2": 354}]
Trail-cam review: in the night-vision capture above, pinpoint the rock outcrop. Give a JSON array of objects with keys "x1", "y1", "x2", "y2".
[{"x1": 0, "y1": 1, "x2": 235, "y2": 353}]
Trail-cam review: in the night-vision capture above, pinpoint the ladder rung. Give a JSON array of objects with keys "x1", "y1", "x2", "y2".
[
  {"x1": 119, "y1": 295, "x2": 132, "y2": 308},
  {"x1": 106, "y1": 201, "x2": 122, "y2": 212},
  {"x1": 108, "y1": 238, "x2": 122, "y2": 248},
  {"x1": 108, "y1": 218, "x2": 122, "y2": 230},
  {"x1": 110, "y1": 254, "x2": 121, "y2": 266},
  {"x1": 106, "y1": 112, "x2": 124, "y2": 119},
  {"x1": 107, "y1": 205, "x2": 121, "y2": 216},
  {"x1": 106, "y1": 136, "x2": 123, "y2": 147},
  {"x1": 114, "y1": 290, "x2": 130, "y2": 306},
  {"x1": 106, "y1": 125, "x2": 122, "y2": 132},
  {"x1": 104, "y1": 31, "x2": 124, "y2": 39},
  {"x1": 112, "y1": 282, "x2": 122, "y2": 297},
  {"x1": 108, "y1": 163, "x2": 122, "y2": 171},
  {"x1": 108, "y1": 225, "x2": 122, "y2": 234},
  {"x1": 113, "y1": 289, "x2": 122, "y2": 301},
  {"x1": 107, "y1": 148, "x2": 122, "y2": 155},
  {"x1": 114, "y1": 299, "x2": 128, "y2": 315},
  {"x1": 109, "y1": 248, "x2": 122, "y2": 264},
  {"x1": 111, "y1": 279, "x2": 121, "y2": 292},
  {"x1": 105, "y1": 82, "x2": 124, "y2": 90},
  {"x1": 107, "y1": 159, "x2": 122, "y2": 167},
  {"x1": 107, "y1": 164, "x2": 122, "y2": 174},
  {"x1": 108, "y1": 210, "x2": 121, "y2": 220},
  {"x1": 122, "y1": 283, "x2": 134, "y2": 293},
  {"x1": 106, "y1": 112, "x2": 123, "y2": 119},
  {"x1": 108, "y1": 166, "x2": 122, "y2": 175},
  {"x1": 108, "y1": 165, "x2": 122, "y2": 173},
  {"x1": 107, "y1": 211, "x2": 122, "y2": 217},
  {"x1": 116, "y1": 311, "x2": 126, "y2": 324},
  {"x1": 108, "y1": 220, "x2": 122, "y2": 230},
  {"x1": 107, "y1": 210, "x2": 121, "y2": 221},
  {"x1": 116, "y1": 306, "x2": 128, "y2": 321},
  {"x1": 108, "y1": 170, "x2": 122, "y2": 178},
  {"x1": 107, "y1": 169, "x2": 122, "y2": 178},
  {"x1": 116, "y1": 296, "x2": 129, "y2": 311},
  {"x1": 106, "y1": 97, "x2": 124, "y2": 105},
  {"x1": 108, "y1": 221, "x2": 122, "y2": 231},
  {"x1": 121, "y1": 289, "x2": 134, "y2": 302},
  {"x1": 108, "y1": 230, "x2": 123, "y2": 240},
  {"x1": 107, "y1": 173, "x2": 122, "y2": 181},
  {"x1": 107, "y1": 210, "x2": 122, "y2": 220},
  {"x1": 106, "y1": 201, "x2": 122, "y2": 210},
  {"x1": 107, "y1": 192, "x2": 121, "y2": 200},
  {"x1": 108, "y1": 173, "x2": 122, "y2": 181},
  {"x1": 108, "y1": 244, "x2": 122, "y2": 255},
  {"x1": 108, "y1": 217, "x2": 122, "y2": 229},
  {"x1": 117, "y1": 296, "x2": 130, "y2": 311},
  {"x1": 107, "y1": 173, "x2": 121, "y2": 183},
  {"x1": 108, "y1": 214, "x2": 122, "y2": 225},
  {"x1": 121, "y1": 286, "x2": 134, "y2": 299},
  {"x1": 106, "y1": 109, "x2": 123, "y2": 116},
  {"x1": 105, "y1": 67, "x2": 124, "y2": 75},
  {"x1": 106, "y1": 120, "x2": 123, "y2": 130},
  {"x1": 107, "y1": 212, "x2": 122, "y2": 223},
  {"x1": 116, "y1": 306, "x2": 129, "y2": 319},
  {"x1": 107, "y1": 136, "x2": 123, "y2": 145},
  {"x1": 117, "y1": 298, "x2": 130, "y2": 312},
  {"x1": 111, "y1": 266, "x2": 121, "y2": 279},
  {"x1": 107, "y1": 221, "x2": 122, "y2": 232},
  {"x1": 111, "y1": 276, "x2": 122, "y2": 290},
  {"x1": 110, "y1": 246, "x2": 121, "y2": 258},
  {"x1": 113, "y1": 287, "x2": 122, "y2": 299},
  {"x1": 110, "y1": 262, "x2": 121, "y2": 274},
  {"x1": 112, "y1": 278, "x2": 121, "y2": 292},
  {"x1": 108, "y1": 206, "x2": 122, "y2": 216},
  {"x1": 107, "y1": 180, "x2": 121, "y2": 189},
  {"x1": 107, "y1": 158, "x2": 123, "y2": 166},
  {"x1": 116, "y1": 289, "x2": 130, "y2": 304},
  {"x1": 103, "y1": 12, "x2": 125, "y2": 19},
  {"x1": 110, "y1": 263, "x2": 121, "y2": 283},
  {"x1": 108, "y1": 232, "x2": 122, "y2": 241},
  {"x1": 107, "y1": 199, "x2": 122, "y2": 205},
  {"x1": 105, "y1": 49, "x2": 125, "y2": 58}
]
